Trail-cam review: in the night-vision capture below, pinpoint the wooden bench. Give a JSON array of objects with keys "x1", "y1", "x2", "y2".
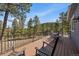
[
  {"x1": 35, "y1": 47, "x2": 49, "y2": 56},
  {"x1": 35, "y1": 39, "x2": 57, "y2": 56}
]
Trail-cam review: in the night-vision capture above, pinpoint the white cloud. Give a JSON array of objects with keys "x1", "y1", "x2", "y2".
[{"x1": 34, "y1": 9, "x2": 53, "y2": 17}]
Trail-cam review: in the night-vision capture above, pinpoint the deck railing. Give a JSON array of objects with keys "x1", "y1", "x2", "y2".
[
  {"x1": 51, "y1": 37, "x2": 59, "y2": 56},
  {"x1": 35, "y1": 35, "x2": 59, "y2": 56},
  {"x1": 43, "y1": 41, "x2": 54, "y2": 48}
]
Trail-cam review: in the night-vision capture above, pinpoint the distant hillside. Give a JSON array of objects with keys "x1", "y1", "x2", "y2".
[{"x1": 40, "y1": 22, "x2": 56, "y2": 32}]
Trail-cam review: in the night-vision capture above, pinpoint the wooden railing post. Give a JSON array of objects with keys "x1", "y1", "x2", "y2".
[
  {"x1": 51, "y1": 36, "x2": 59, "y2": 56},
  {"x1": 22, "y1": 50, "x2": 25, "y2": 56},
  {"x1": 35, "y1": 47, "x2": 37, "y2": 55},
  {"x1": 12, "y1": 46, "x2": 15, "y2": 52},
  {"x1": 43, "y1": 42, "x2": 44, "y2": 47}
]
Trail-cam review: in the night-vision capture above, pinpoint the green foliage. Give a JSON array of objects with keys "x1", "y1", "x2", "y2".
[
  {"x1": 0, "y1": 4, "x2": 70, "y2": 38},
  {"x1": 33, "y1": 16, "x2": 40, "y2": 35},
  {"x1": 59, "y1": 12, "x2": 70, "y2": 34},
  {"x1": 27, "y1": 18, "x2": 33, "y2": 37},
  {"x1": 0, "y1": 3, "x2": 32, "y2": 16},
  {"x1": 40, "y1": 22, "x2": 55, "y2": 35},
  {"x1": 0, "y1": 3, "x2": 32, "y2": 40},
  {"x1": 12, "y1": 18, "x2": 18, "y2": 37},
  {"x1": 53, "y1": 19, "x2": 59, "y2": 32}
]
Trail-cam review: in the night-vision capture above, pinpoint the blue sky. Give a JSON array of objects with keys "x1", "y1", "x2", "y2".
[
  {"x1": 0, "y1": 3, "x2": 70, "y2": 27},
  {"x1": 26, "y1": 3, "x2": 70, "y2": 24}
]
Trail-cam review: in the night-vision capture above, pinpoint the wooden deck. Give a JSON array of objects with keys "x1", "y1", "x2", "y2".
[
  {"x1": 36, "y1": 36, "x2": 79, "y2": 56},
  {"x1": 54, "y1": 36, "x2": 79, "y2": 56}
]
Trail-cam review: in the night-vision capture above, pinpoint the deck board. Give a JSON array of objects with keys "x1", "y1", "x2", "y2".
[
  {"x1": 53, "y1": 36, "x2": 79, "y2": 56},
  {"x1": 40, "y1": 36, "x2": 79, "y2": 56}
]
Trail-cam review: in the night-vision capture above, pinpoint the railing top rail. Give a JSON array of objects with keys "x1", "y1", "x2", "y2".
[{"x1": 43, "y1": 41, "x2": 54, "y2": 48}]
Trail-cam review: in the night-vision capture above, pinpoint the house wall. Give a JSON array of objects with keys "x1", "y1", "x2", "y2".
[
  {"x1": 71, "y1": 4, "x2": 79, "y2": 49},
  {"x1": 71, "y1": 22, "x2": 79, "y2": 48}
]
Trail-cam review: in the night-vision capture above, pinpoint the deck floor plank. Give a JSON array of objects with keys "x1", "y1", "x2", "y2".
[{"x1": 53, "y1": 36, "x2": 79, "y2": 56}]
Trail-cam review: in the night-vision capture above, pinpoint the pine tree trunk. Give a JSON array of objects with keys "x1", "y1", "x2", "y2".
[
  {"x1": 0, "y1": 10, "x2": 9, "y2": 40},
  {"x1": 0, "y1": 9, "x2": 9, "y2": 53}
]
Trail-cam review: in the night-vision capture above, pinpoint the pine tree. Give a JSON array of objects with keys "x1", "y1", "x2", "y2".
[
  {"x1": 27, "y1": 18, "x2": 33, "y2": 37},
  {"x1": 33, "y1": 16, "x2": 40, "y2": 36},
  {"x1": 0, "y1": 3, "x2": 32, "y2": 40},
  {"x1": 12, "y1": 18, "x2": 18, "y2": 37}
]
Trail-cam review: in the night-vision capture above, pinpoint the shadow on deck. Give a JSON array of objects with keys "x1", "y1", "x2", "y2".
[{"x1": 35, "y1": 36, "x2": 79, "y2": 56}]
